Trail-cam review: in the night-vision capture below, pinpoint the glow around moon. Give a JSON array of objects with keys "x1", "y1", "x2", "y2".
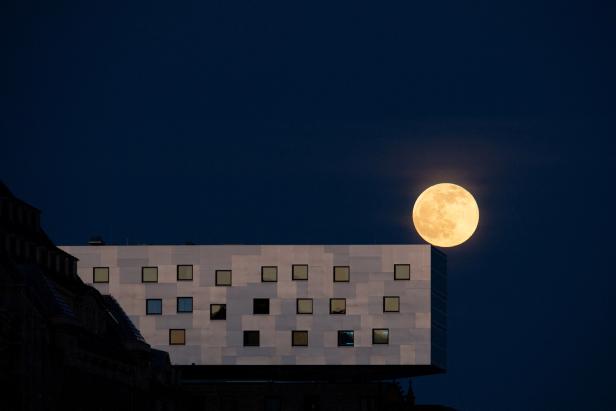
[{"x1": 412, "y1": 183, "x2": 479, "y2": 247}]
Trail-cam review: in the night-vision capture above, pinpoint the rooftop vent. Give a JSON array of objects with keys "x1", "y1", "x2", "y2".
[{"x1": 88, "y1": 235, "x2": 105, "y2": 246}]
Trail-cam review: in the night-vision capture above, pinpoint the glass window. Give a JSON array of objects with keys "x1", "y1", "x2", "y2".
[
  {"x1": 333, "y1": 266, "x2": 350, "y2": 282},
  {"x1": 337, "y1": 330, "x2": 354, "y2": 347},
  {"x1": 372, "y1": 328, "x2": 390, "y2": 344},
  {"x1": 243, "y1": 330, "x2": 260, "y2": 347},
  {"x1": 292, "y1": 264, "x2": 308, "y2": 280},
  {"x1": 177, "y1": 297, "x2": 193, "y2": 313},
  {"x1": 146, "y1": 299, "x2": 162, "y2": 315},
  {"x1": 210, "y1": 304, "x2": 226, "y2": 320},
  {"x1": 296, "y1": 298, "x2": 313, "y2": 314},
  {"x1": 142, "y1": 266, "x2": 158, "y2": 283},
  {"x1": 216, "y1": 270, "x2": 232, "y2": 286},
  {"x1": 383, "y1": 296, "x2": 400, "y2": 312},
  {"x1": 253, "y1": 298, "x2": 270, "y2": 315},
  {"x1": 261, "y1": 266, "x2": 278, "y2": 282},
  {"x1": 330, "y1": 298, "x2": 346, "y2": 314},
  {"x1": 292, "y1": 330, "x2": 308, "y2": 346},
  {"x1": 394, "y1": 264, "x2": 411, "y2": 280},
  {"x1": 93, "y1": 267, "x2": 109, "y2": 283},
  {"x1": 169, "y1": 329, "x2": 186, "y2": 345},
  {"x1": 177, "y1": 265, "x2": 193, "y2": 281}
]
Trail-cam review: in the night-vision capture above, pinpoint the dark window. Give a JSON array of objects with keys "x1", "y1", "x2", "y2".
[
  {"x1": 210, "y1": 304, "x2": 226, "y2": 320},
  {"x1": 383, "y1": 296, "x2": 400, "y2": 312},
  {"x1": 292, "y1": 330, "x2": 309, "y2": 346},
  {"x1": 296, "y1": 298, "x2": 313, "y2": 314},
  {"x1": 292, "y1": 264, "x2": 309, "y2": 280},
  {"x1": 216, "y1": 270, "x2": 232, "y2": 286},
  {"x1": 93, "y1": 267, "x2": 109, "y2": 283},
  {"x1": 394, "y1": 264, "x2": 411, "y2": 280},
  {"x1": 261, "y1": 266, "x2": 278, "y2": 282},
  {"x1": 142, "y1": 266, "x2": 158, "y2": 283},
  {"x1": 169, "y1": 329, "x2": 186, "y2": 345},
  {"x1": 253, "y1": 298, "x2": 270, "y2": 315},
  {"x1": 265, "y1": 397, "x2": 281, "y2": 411},
  {"x1": 372, "y1": 328, "x2": 390, "y2": 344},
  {"x1": 177, "y1": 265, "x2": 193, "y2": 281},
  {"x1": 146, "y1": 299, "x2": 162, "y2": 315},
  {"x1": 338, "y1": 330, "x2": 354, "y2": 347},
  {"x1": 243, "y1": 330, "x2": 260, "y2": 347},
  {"x1": 330, "y1": 298, "x2": 346, "y2": 314},
  {"x1": 333, "y1": 266, "x2": 350, "y2": 282},
  {"x1": 177, "y1": 297, "x2": 193, "y2": 313}
]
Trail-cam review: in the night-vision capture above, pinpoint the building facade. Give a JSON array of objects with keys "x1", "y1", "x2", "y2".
[{"x1": 61, "y1": 244, "x2": 446, "y2": 376}]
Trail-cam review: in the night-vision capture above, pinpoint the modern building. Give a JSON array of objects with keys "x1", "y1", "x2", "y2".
[{"x1": 60, "y1": 243, "x2": 447, "y2": 380}]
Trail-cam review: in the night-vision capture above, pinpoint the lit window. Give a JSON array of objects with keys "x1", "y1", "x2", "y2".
[
  {"x1": 142, "y1": 267, "x2": 158, "y2": 283},
  {"x1": 383, "y1": 296, "x2": 400, "y2": 312},
  {"x1": 146, "y1": 299, "x2": 162, "y2": 315},
  {"x1": 177, "y1": 265, "x2": 193, "y2": 281},
  {"x1": 333, "y1": 266, "x2": 350, "y2": 282},
  {"x1": 292, "y1": 330, "x2": 309, "y2": 346},
  {"x1": 169, "y1": 329, "x2": 186, "y2": 345},
  {"x1": 372, "y1": 328, "x2": 389, "y2": 344},
  {"x1": 177, "y1": 297, "x2": 193, "y2": 313},
  {"x1": 394, "y1": 264, "x2": 411, "y2": 280},
  {"x1": 93, "y1": 267, "x2": 109, "y2": 283},
  {"x1": 243, "y1": 330, "x2": 260, "y2": 347},
  {"x1": 261, "y1": 266, "x2": 278, "y2": 282},
  {"x1": 215, "y1": 270, "x2": 232, "y2": 286},
  {"x1": 337, "y1": 330, "x2": 354, "y2": 347},
  {"x1": 210, "y1": 304, "x2": 226, "y2": 320},
  {"x1": 253, "y1": 298, "x2": 270, "y2": 315},
  {"x1": 292, "y1": 264, "x2": 308, "y2": 280},
  {"x1": 330, "y1": 298, "x2": 346, "y2": 315},
  {"x1": 296, "y1": 298, "x2": 313, "y2": 314}
]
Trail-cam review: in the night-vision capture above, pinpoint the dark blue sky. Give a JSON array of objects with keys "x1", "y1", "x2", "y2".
[{"x1": 2, "y1": 1, "x2": 615, "y2": 409}]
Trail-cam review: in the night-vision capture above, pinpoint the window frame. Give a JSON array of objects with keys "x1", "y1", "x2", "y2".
[
  {"x1": 215, "y1": 269, "x2": 232, "y2": 286},
  {"x1": 141, "y1": 266, "x2": 158, "y2": 283},
  {"x1": 383, "y1": 296, "x2": 400, "y2": 313},
  {"x1": 261, "y1": 266, "x2": 278, "y2": 282},
  {"x1": 177, "y1": 264, "x2": 194, "y2": 281},
  {"x1": 243, "y1": 330, "x2": 260, "y2": 347},
  {"x1": 394, "y1": 264, "x2": 411, "y2": 280},
  {"x1": 333, "y1": 265, "x2": 350, "y2": 282},
  {"x1": 210, "y1": 303, "x2": 226, "y2": 320},
  {"x1": 372, "y1": 328, "x2": 390, "y2": 345},
  {"x1": 253, "y1": 298, "x2": 270, "y2": 315},
  {"x1": 296, "y1": 298, "x2": 313, "y2": 315},
  {"x1": 292, "y1": 330, "x2": 309, "y2": 347},
  {"x1": 169, "y1": 329, "x2": 186, "y2": 345},
  {"x1": 146, "y1": 298, "x2": 163, "y2": 315},
  {"x1": 337, "y1": 330, "x2": 354, "y2": 347},
  {"x1": 176, "y1": 296, "x2": 193, "y2": 313},
  {"x1": 329, "y1": 298, "x2": 347, "y2": 315},
  {"x1": 93, "y1": 266, "x2": 110, "y2": 283},
  {"x1": 292, "y1": 264, "x2": 309, "y2": 281}
]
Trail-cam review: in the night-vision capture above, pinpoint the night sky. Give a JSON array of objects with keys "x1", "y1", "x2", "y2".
[{"x1": 2, "y1": 1, "x2": 616, "y2": 409}]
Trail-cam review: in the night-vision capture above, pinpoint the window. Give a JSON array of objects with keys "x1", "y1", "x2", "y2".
[
  {"x1": 177, "y1": 265, "x2": 193, "y2": 281},
  {"x1": 215, "y1": 270, "x2": 232, "y2": 286},
  {"x1": 296, "y1": 298, "x2": 313, "y2": 314},
  {"x1": 261, "y1": 266, "x2": 278, "y2": 282},
  {"x1": 210, "y1": 304, "x2": 226, "y2": 320},
  {"x1": 253, "y1": 298, "x2": 270, "y2": 314},
  {"x1": 146, "y1": 299, "x2": 162, "y2": 315},
  {"x1": 177, "y1": 297, "x2": 193, "y2": 313},
  {"x1": 333, "y1": 266, "x2": 350, "y2": 282},
  {"x1": 265, "y1": 398, "x2": 281, "y2": 411},
  {"x1": 243, "y1": 330, "x2": 260, "y2": 347},
  {"x1": 383, "y1": 296, "x2": 400, "y2": 312},
  {"x1": 292, "y1": 264, "x2": 308, "y2": 280},
  {"x1": 93, "y1": 267, "x2": 109, "y2": 283},
  {"x1": 292, "y1": 330, "x2": 308, "y2": 346},
  {"x1": 142, "y1": 266, "x2": 158, "y2": 283},
  {"x1": 330, "y1": 298, "x2": 346, "y2": 314},
  {"x1": 338, "y1": 330, "x2": 354, "y2": 347},
  {"x1": 372, "y1": 328, "x2": 390, "y2": 344},
  {"x1": 394, "y1": 264, "x2": 411, "y2": 280},
  {"x1": 169, "y1": 329, "x2": 186, "y2": 345}
]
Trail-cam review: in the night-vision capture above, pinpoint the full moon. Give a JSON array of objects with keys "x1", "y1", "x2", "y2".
[{"x1": 412, "y1": 183, "x2": 479, "y2": 247}]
